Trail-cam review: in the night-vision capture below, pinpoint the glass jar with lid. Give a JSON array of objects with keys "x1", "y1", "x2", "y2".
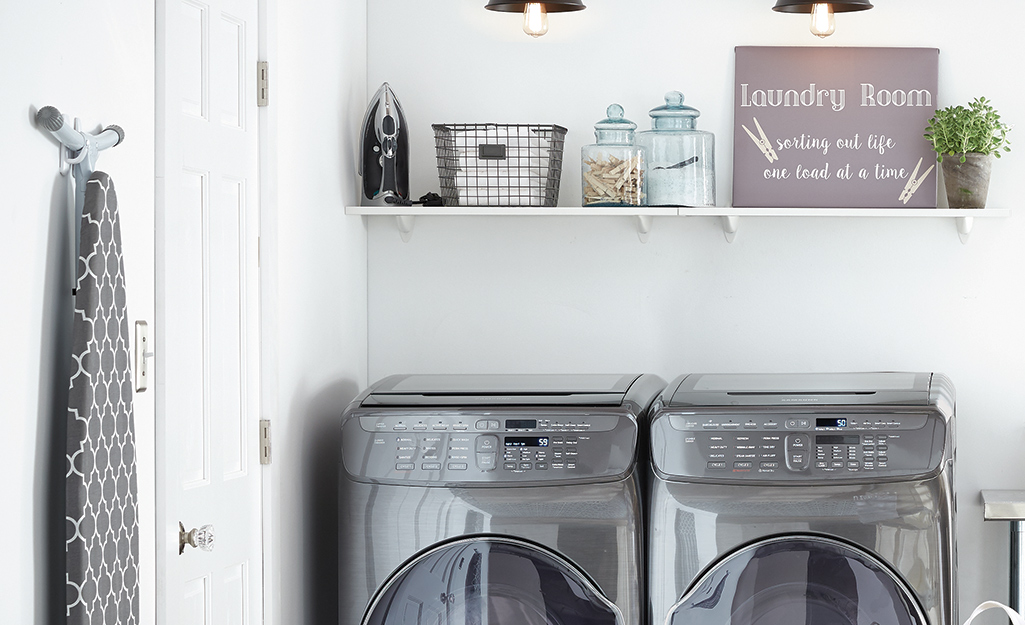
[
  {"x1": 636, "y1": 91, "x2": 715, "y2": 207},
  {"x1": 581, "y1": 104, "x2": 646, "y2": 207}
]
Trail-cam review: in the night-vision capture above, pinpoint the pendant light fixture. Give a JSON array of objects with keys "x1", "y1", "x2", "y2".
[
  {"x1": 485, "y1": 0, "x2": 587, "y2": 38},
  {"x1": 772, "y1": 1, "x2": 874, "y2": 38}
]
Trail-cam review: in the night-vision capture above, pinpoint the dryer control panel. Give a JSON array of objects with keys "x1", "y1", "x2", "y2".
[
  {"x1": 651, "y1": 412, "x2": 949, "y2": 483},
  {"x1": 342, "y1": 411, "x2": 637, "y2": 485}
]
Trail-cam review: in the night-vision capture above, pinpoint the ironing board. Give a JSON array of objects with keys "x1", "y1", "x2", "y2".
[{"x1": 65, "y1": 172, "x2": 140, "y2": 625}]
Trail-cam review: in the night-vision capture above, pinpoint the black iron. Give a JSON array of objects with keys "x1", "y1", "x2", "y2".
[{"x1": 359, "y1": 82, "x2": 409, "y2": 202}]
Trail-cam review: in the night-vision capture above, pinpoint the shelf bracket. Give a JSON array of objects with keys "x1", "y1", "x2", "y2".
[
  {"x1": 396, "y1": 215, "x2": 415, "y2": 242},
  {"x1": 721, "y1": 215, "x2": 740, "y2": 243},
  {"x1": 956, "y1": 216, "x2": 974, "y2": 245},
  {"x1": 636, "y1": 215, "x2": 653, "y2": 243}
]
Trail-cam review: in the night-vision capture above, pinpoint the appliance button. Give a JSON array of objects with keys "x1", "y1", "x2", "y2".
[
  {"x1": 831, "y1": 461, "x2": 845, "y2": 468},
  {"x1": 760, "y1": 462, "x2": 779, "y2": 469},
  {"x1": 393, "y1": 425, "x2": 407, "y2": 431},
  {"x1": 567, "y1": 463, "x2": 577, "y2": 469},
  {"x1": 847, "y1": 461, "x2": 860, "y2": 469},
  {"x1": 476, "y1": 452, "x2": 497, "y2": 471},
  {"x1": 395, "y1": 463, "x2": 415, "y2": 471},
  {"x1": 707, "y1": 461, "x2": 727, "y2": 470},
  {"x1": 519, "y1": 462, "x2": 533, "y2": 471},
  {"x1": 475, "y1": 435, "x2": 499, "y2": 452},
  {"x1": 863, "y1": 445, "x2": 875, "y2": 452},
  {"x1": 702, "y1": 423, "x2": 719, "y2": 430},
  {"x1": 566, "y1": 437, "x2": 579, "y2": 444},
  {"x1": 877, "y1": 456, "x2": 888, "y2": 463},
  {"x1": 536, "y1": 462, "x2": 548, "y2": 470},
  {"x1": 488, "y1": 420, "x2": 501, "y2": 430},
  {"x1": 552, "y1": 437, "x2": 565, "y2": 444},
  {"x1": 733, "y1": 461, "x2": 753, "y2": 469},
  {"x1": 723, "y1": 423, "x2": 740, "y2": 430},
  {"x1": 815, "y1": 461, "x2": 828, "y2": 468},
  {"x1": 421, "y1": 462, "x2": 442, "y2": 471},
  {"x1": 453, "y1": 424, "x2": 468, "y2": 430},
  {"x1": 413, "y1": 424, "x2": 427, "y2": 431},
  {"x1": 503, "y1": 462, "x2": 518, "y2": 470},
  {"x1": 888, "y1": 422, "x2": 900, "y2": 428},
  {"x1": 475, "y1": 420, "x2": 490, "y2": 430},
  {"x1": 790, "y1": 452, "x2": 807, "y2": 465},
  {"x1": 744, "y1": 422, "x2": 759, "y2": 429},
  {"x1": 447, "y1": 463, "x2": 468, "y2": 471},
  {"x1": 785, "y1": 419, "x2": 799, "y2": 429},
  {"x1": 786, "y1": 434, "x2": 809, "y2": 449},
  {"x1": 432, "y1": 424, "x2": 448, "y2": 430},
  {"x1": 877, "y1": 445, "x2": 888, "y2": 452},
  {"x1": 764, "y1": 421, "x2": 779, "y2": 429},
  {"x1": 552, "y1": 462, "x2": 565, "y2": 469}
]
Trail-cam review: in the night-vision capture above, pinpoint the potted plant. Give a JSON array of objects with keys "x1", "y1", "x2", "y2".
[{"x1": 924, "y1": 97, "x2": 1011, "y2": 208}]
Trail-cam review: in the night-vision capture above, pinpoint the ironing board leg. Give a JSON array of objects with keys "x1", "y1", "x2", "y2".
[{"x1": 1013, "y1": 521, "x2": 1025, "y2": 619}]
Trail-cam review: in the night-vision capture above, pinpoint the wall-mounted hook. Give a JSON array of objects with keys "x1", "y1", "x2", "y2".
[{"x1": 36, "y1": 106, "x2": 125, "y2": 291}]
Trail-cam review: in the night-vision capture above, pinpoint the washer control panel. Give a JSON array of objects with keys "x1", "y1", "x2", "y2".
[
  {"x1": 651, "y1": 412, "x2": 949, "y2": 482},
  {"x1": 343, "y1": 412, "x2": 635, "y2": 484}
]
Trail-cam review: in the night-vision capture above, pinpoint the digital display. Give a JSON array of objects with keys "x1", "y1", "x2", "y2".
[
  {"x1": 816, "y1": 418, "x2": 849, "y2": 428},
  {"x1": 505, "y1": 436, "x2": 550, "y2": 447},
  {"x1": 506, "y1": 419, "x2": 538, "y2": 429},
  {"x1": 816, "y1": 435, "x2": 861, "y2": 446}
]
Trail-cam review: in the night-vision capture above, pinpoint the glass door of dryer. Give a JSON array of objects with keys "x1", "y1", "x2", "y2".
[
  {"x1": 362, "y1": 536, "x2": 624, "y2": 625},
  {"x1": 665, "y1": 535, "x2": 927, "y2": 625}
]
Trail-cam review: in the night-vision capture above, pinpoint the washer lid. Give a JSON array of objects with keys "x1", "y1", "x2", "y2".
[
  {"x1": 362, "y1": 373, "x2": 642, "y2": 406},
  {"x1": 666, "y1": 372, "x2": 934, "y2": 407},
  {"x1": 362, "y1": 536, "x2": 624, "y2": 625},
  {"x1": 666, "y1": 535, "x2": 927, "y2": 625}
]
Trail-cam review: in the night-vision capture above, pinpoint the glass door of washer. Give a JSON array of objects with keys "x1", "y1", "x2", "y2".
[
  {"x1": 362, "y1": 536, "x2": 624, "y2": 625},
  {"x1": 666, "y1": 535, "x2": 928, "y2": 625}
]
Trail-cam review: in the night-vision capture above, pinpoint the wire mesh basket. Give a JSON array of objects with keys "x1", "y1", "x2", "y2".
[{"x1": 432, "y1": 123, "x2": 567, "y2": 207}]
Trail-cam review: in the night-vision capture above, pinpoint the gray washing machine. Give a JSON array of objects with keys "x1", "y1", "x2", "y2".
[
  {"x1": 340, "y1": 373, "x2": 666, "y2": 625},
  {"x1": 647, "y1": 372, "x2": 956, "y2": 625}
]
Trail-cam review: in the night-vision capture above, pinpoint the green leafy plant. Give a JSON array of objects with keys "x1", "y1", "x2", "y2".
[{"x1": 924, "y1": 97, "x2": 1011, "y2": 163}]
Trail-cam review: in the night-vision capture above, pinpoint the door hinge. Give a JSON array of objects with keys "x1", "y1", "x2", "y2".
[
  {"x1": 257, "y1": 61, "x2": 269, "y2": 107},
  {"x1": 259, "y1": 419, "x2": 272, "y2": 465}
]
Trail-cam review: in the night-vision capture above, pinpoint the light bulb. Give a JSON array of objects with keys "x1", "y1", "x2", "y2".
[
  {"x1": 523, "y1": 3, "x2": 549, "y2": 38},
  {"x1": 810, "y1": 3, "x2": 836, "y2": 38}
]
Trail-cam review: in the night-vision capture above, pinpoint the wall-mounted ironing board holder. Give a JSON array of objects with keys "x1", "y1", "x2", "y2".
[{"x1": 35, "y1": 105, "x2": 124, "y2": 292}]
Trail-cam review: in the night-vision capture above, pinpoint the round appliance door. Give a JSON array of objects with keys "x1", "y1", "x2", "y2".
[
  {"x1": 362, "y1": 536, "x2": 624, "y2": 625},
  {"x1": 666, "y1": 535, "x2": 927, "y2": 625}
]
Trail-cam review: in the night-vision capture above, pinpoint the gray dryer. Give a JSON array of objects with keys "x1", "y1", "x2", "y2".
[{"x1": 647, "y1": 372, "x2": 956, "y2": 625}]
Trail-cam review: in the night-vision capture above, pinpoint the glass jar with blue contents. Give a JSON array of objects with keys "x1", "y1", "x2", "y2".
[
  {"x1": 636, "y1": 91, "x2": 715, "y2": 207},
  {"x1": 581, "y1": 104, "x2": 646, "y2": 206}
]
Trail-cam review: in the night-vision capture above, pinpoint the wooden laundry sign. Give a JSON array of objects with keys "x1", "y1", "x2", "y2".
[{"x1": 732, "y1": 47, "x2": 939, "y2": 208}]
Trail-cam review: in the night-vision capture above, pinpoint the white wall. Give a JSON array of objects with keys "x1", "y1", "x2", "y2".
[
  {"x1": 366, "y1": 0, "x2": 1025, "y2": 622},
  {"x1": 0, "y1": 2, "x2": 155, "y2": 624},
  {"x1": 267, "y1": 1, "x2": 367, "y2": 624}
]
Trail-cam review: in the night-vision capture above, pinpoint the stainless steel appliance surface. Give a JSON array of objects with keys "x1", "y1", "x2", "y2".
[
  {"x1": 647, "y1": 372, "x2": 956, "y2": 625},
  {"x1": 340, "y1": 373, "x2": 666, "y2": 625}
]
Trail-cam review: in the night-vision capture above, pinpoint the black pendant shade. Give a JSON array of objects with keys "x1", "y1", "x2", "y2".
[
  {"x1": 773, "y1": 0, "x2": 873, "y2": 12},
  {"x1": 485, "y1": 0, "x2": 587, "y2": 13}
]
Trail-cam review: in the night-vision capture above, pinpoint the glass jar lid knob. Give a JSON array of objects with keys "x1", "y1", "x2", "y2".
[{"x1": 649, "y1": 91, "x2": 701, "y2": 130}]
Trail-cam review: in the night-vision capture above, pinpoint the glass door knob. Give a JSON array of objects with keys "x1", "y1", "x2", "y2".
[{"x1": 179, "y1": 521, "x2": 215, "y2": 555}]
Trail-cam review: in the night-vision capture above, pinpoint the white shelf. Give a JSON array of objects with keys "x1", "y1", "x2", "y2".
[{"x1": 345, "y1": 206, "x2": 1010, "y2": 244}]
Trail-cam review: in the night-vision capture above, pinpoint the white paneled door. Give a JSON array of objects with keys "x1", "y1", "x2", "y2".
[{"x1": 156, "y1": 0, "x2": 263, "y2": 623}]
